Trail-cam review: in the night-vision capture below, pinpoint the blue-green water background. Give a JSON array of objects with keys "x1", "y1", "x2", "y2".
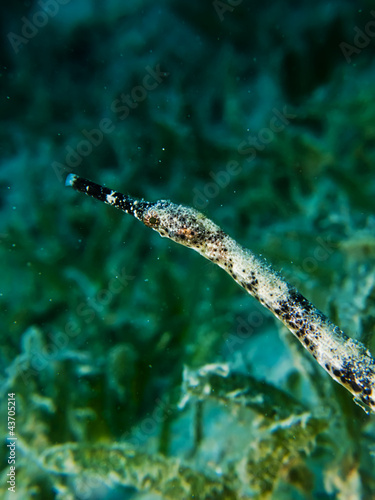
[{"x1": 1, "y1": 1, "x2": 375, "y2": 498}]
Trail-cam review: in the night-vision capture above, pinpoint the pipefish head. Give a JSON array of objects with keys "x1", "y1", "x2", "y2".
[{"x1": 141, "y1": 200, "x2": 221, "y2": 248}]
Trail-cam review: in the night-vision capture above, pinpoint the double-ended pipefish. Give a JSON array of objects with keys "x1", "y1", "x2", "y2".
[{"x1": 66, "y1": 174, "x2": 375, "y2": 414}]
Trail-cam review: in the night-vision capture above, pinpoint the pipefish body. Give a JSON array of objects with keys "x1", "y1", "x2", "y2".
[{"x1": 66, "y1": 173, "x2": 375, "y2": 414}]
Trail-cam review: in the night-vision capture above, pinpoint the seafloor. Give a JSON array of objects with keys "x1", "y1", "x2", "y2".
[{"x1": 1, "y1": 1, "x2": 375, "y2": 499}]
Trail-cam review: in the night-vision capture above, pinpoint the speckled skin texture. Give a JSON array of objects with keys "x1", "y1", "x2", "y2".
[{"x1": 66, "y1": 174, "x2": 375, "y2": 413}]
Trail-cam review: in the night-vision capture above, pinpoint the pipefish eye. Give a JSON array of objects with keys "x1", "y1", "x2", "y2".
[{"x1": 144, "y1": 213, "x2": 160, "y2": 227}]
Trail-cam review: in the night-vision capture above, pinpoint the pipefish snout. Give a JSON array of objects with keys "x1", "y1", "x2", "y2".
[{"x1": 66, "y1": 174, "x2": 375, "y2": 414}]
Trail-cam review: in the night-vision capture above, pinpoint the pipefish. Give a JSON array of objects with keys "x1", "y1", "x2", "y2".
[{"x1": 66, "y1": 173, "x2": 375, "y2": 414}]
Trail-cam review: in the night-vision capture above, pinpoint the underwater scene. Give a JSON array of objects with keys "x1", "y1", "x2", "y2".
[{"x1": 1, "y1": 0, "x2": 375, "y2": 498}]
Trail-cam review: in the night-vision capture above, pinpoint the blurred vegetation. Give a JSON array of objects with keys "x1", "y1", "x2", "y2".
[{"x1": 1, "y1": 0, "x2": 375, "y2": 498}]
